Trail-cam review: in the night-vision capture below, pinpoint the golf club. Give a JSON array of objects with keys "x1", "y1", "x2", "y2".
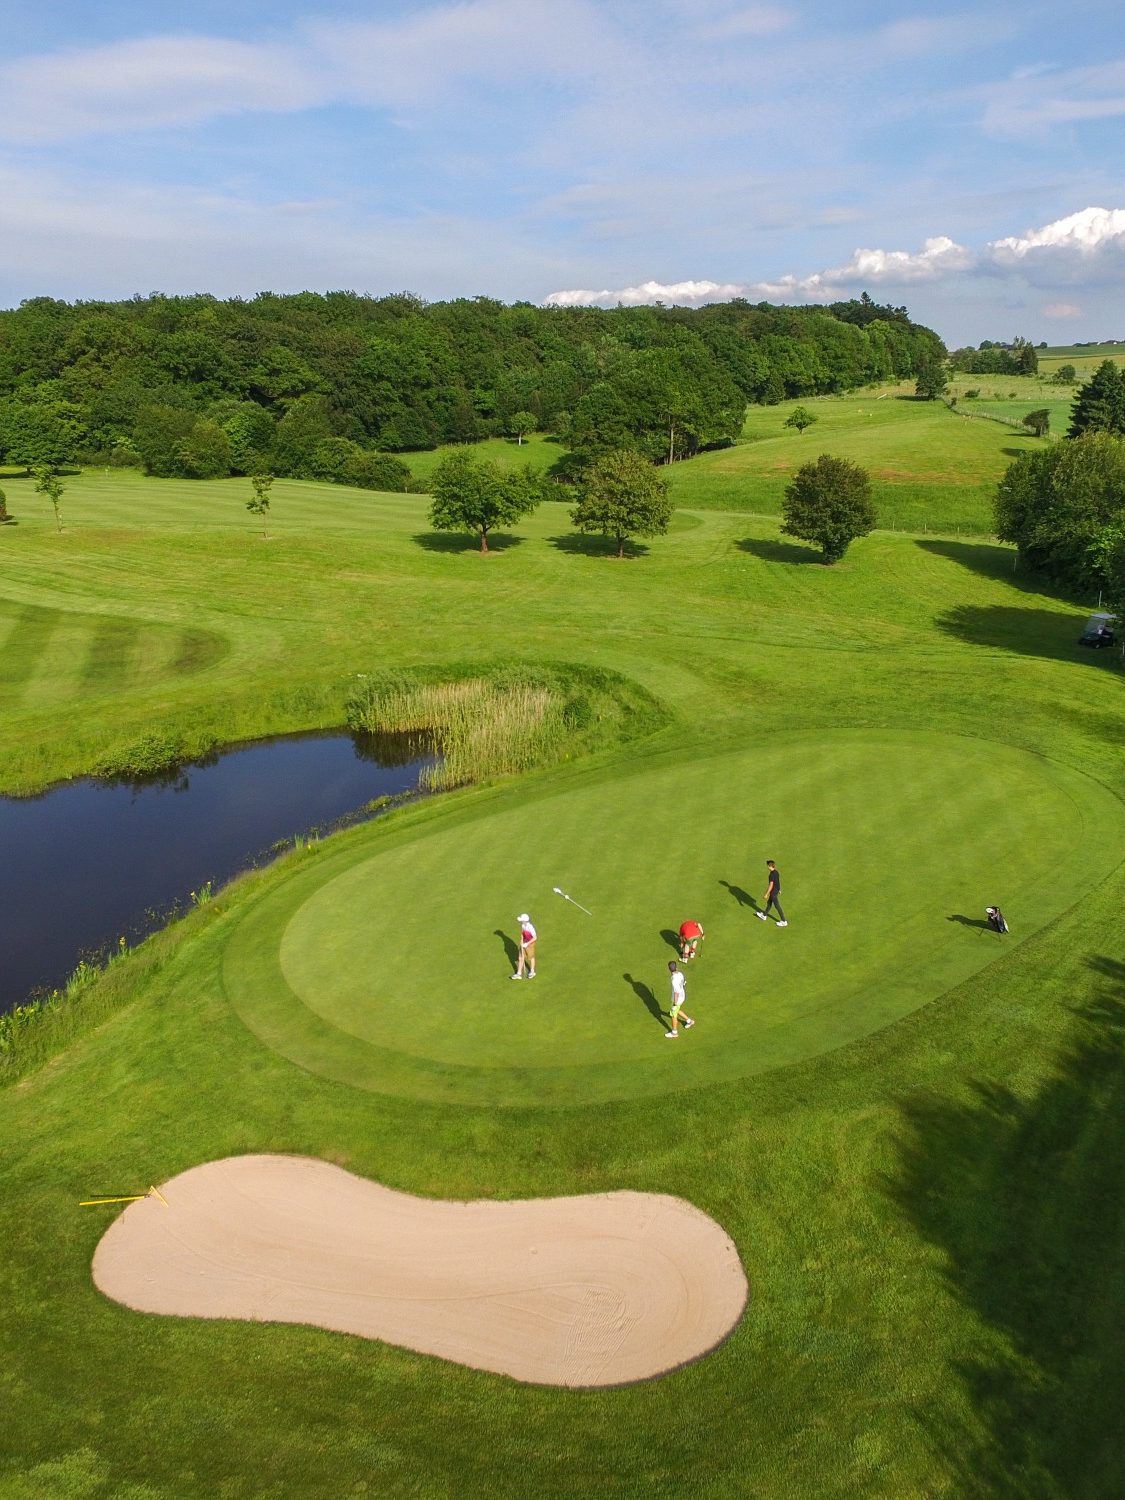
[{"x1": 552, "y1": 886, "x2": 592, "y2": 916}]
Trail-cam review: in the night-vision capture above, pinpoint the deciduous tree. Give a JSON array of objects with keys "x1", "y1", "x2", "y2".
[
  {"x1": 33, "y1": 463, "x2": 65, "y2": 532},
  {"x1": 1022, "y1": 409, "x2": 1050, "y2": 437},
  {"x1": 994, "y1": 431, "x2": 1125, "y2": 591},
  {"x1": 429, "y1": 449, "x2": 541, "y2": 553},
  {"x1": 246, "y1": 473, "x2": 274, "y2": 537},
  {"x1": 506, "y1": 411, "x2": 537, "y2": 445},
  {"x1": 914, "y1": 360, "x2": 948, "y2": 400},
  {"x1": 784, "y1": 406, "x2": 818, "y2": 434},
  {"x1": 570, "y1": 448, "x2": 672, "y2": 558},
  {"x1": 781, "y1": 454, "x2": 876, "y2": 564}
]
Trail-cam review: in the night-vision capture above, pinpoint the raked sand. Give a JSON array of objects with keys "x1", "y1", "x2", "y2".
[{"x1": 92, "y1": 1154, "x2": 748, "y2": 1387}]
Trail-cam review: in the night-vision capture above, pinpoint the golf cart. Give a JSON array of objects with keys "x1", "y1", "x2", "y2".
[{"x1": 1078, "y1": 611, "x2": 1116, "y2": 649}]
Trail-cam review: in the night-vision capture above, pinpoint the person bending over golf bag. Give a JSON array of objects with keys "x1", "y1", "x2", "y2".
[
  {"x1": 512, "y1": 914, "x2": 537, "y2": 978},
  {"x1": 985, "y1": 906, "x2": 1009, "y2": 935},
  {"x1": 678, "y1": 919, "x2": 704, "y2": 961}
]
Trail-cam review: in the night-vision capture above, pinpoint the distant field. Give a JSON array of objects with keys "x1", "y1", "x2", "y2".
[
  {"x1": 403, "y1": 432, "x2": 564, "y2": 482},
  {"x1": 946, "y1": 374, "x2": 1075, "y2": 439},
  {"x1": 1038, "y1": 342, "x2": 1125, "y2": 377},
  {"x1": 665, "y1": 390, "x2": 1036, "y2": 533}
]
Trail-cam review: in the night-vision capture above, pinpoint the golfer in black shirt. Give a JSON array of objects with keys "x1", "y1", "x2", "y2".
[{"x1": 757, "y1": 860, "x2": 788, "y2": 926}]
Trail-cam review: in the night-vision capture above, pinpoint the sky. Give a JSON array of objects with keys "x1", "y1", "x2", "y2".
[{"x1": 1, "y1": 0, "x2": 1123, "y2": 346}]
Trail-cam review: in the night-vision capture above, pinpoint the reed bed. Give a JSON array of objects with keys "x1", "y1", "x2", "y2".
[{"x1": 350, "y1": 677, "x2": 566, "y2": 790}]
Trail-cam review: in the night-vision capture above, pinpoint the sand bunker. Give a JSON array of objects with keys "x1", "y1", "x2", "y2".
[{"x1": 92, "y1": 1155, "x2": 748, "y2": 1387}]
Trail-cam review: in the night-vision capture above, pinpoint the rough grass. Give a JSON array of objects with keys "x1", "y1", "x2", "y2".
[{"x1": 0, "y1": 471, "x2": 1123, "y2": 1498}]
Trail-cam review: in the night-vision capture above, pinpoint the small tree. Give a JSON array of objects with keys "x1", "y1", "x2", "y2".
[
  {"x1": 784, "y1": 406, "x2": 818, "y2": 435},
  {"x1": 781, "y1": 454, "x2": 876, "y2": 564},
  {"x1": 506, "y1": 411, "x2": 537, "y2": 446},
  {"x1": 32, "y1": 464, "x2": 65, "y2": 532},
  {"x1": 429, "y1": 449, "x2": 541, "y2": 553},
  {"x1": 1022, "y1": 409, "x2": 1050, "y2": 438},
  {"x1": 0, "y1": 486, "x2": 10, "y2": 523},
  {"x1": 246, "y1": 473, "x2": 274, "y2": 537},
  {"x1": 570, "y1": 448, "x2": 672, "y2": 558},
  {"x1": 1053, "y1": 364, "x2": 1077, "y2": 384},
  {"x1": 915, "y1": 360, "x2": 948, "y2": 400}
]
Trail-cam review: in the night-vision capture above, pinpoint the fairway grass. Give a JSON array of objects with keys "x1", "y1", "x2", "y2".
[
  {"x1": 221, "y1": 730, "x2": 1124, "y2": 1104},
  {"x1": 666, "y1": 391, "x2": 1046, "y2": 532},
  {"x1": 1, "y1": 472, "x2": 1123, "y2": 1498}
]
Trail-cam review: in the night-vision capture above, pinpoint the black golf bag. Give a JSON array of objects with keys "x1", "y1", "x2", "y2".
[{"x1": 985, "y1": 906, "x2": 1009, "y2": 935}]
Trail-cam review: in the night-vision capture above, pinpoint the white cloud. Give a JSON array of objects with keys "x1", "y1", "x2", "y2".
[
  {"x1": 545, "y1": 208, "x2": 1125, "y2": 308},
  {"x1": 546, "y1": 277, "x2": 749, "y2": 307},
  {"x1": 1043, "y1": 302, "x2": 1082, "y2": 319},
  {"x1": 546, "y1": 234, "x2": 973, "y2": 307},
  {"x1": 987, "y1": 206, "x2": 1125, "y2": 258}
]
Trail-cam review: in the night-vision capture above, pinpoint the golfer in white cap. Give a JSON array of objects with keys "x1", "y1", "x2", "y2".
[{"x1": 512, "y1": 914, "x2": 537, "y2": 979}]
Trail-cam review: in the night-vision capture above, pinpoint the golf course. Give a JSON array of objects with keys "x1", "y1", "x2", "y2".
[{"x1": 1, "y1": 417, "x2": 1123, "y2": 1497}]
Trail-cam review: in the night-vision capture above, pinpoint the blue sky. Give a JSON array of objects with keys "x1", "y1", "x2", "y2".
[{"x1": 1, "y1": 0, "x2": 1123, "y2": 345}]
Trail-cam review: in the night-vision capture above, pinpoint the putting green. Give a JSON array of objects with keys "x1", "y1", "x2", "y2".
[{"x1": 221, "y1": 730, "x2": 1124, "y2": 1104}]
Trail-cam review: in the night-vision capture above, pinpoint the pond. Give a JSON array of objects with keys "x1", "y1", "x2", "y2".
[{"x1": 1, "y1": 730, "x2": 434, "y2": 1015}]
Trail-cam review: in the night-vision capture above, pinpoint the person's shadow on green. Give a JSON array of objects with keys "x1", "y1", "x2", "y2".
[
  {"x1": 719, "y1": 879, "x2": 758, "y2": 912},
  {"x1": 494, "y1": 929, "x2": 519, "y2": 971},
  {"x1": 659, "y1": 928, "x2": 682, "y2": 954},
  {"x1": 623, "y1": 974, "x2": 666, "y2": 1028}
]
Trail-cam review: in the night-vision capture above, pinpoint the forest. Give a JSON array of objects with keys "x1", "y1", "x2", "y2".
[{"x1": 0, "y1": 290, "x2": 945, "y2": 484}]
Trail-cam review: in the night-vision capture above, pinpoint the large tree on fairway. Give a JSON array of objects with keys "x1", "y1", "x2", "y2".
[
  {"x1": 570, "y1": 448, "x2": 672, "y2": 558},
  {"x1": 994, "y1": 431, "x2": 1125, "y2": 591},
  {"x1": 781, "y1": 454, "x2": 876, "y2": 563},
  {"x1": 428, "y1": 449, "x2": 541, "y2": 553}
]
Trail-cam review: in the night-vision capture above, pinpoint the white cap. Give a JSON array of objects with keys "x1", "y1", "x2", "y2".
[{"x1": 518, "y1": 914, "x2": 530, "y2": 923}]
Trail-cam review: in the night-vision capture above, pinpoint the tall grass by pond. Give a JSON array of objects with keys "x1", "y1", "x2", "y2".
[{"x1": 347, "y1": 674, "x2": 569, "y2": 789}]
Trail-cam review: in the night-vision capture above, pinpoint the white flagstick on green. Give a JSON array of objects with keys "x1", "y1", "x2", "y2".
[{"x1": 553, "y1": 886, "x2": 592, "y2": 916}]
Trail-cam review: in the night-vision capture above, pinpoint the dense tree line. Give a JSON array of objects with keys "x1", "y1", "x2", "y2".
[
  {"x1": 949, "y1": 337, "x2": 1038, "y2": 377},
  {"x1": 0, "y1": 290, "x2": 944, "y2": 484}
]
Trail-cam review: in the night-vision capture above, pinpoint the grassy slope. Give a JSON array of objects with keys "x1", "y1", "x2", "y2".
[
  {"x1": 1, "y1": 474, "x2": 1123, "y2": 1499},
  {"x1": 664, "y1": 391, "x2": 1043, "y2": 531}
]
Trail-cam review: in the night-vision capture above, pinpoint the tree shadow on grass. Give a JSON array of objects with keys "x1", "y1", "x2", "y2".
[
  {"x1": 885, "y1": 959, "x2": 1125, "y2": 1497},
  {"x1": 735, "y1": 537, "x2": 821, "y2": 565},
  {"x1": 413, "y1": 532, "x2": 523, "y2": 554},
  {"x1": 933, "y1": 603, "x2": 1121, "y2": 669},
  {"x1": 547, "y1": 534, "x2": 650, "y2": 558},
  {"x1": 623, "y1": 973, "x2": 666, "y2": 1029},
  {"x1": 493, "y1": 929, "x2": 519, "y2": 972},
  {"x1": 916, "y1": 539, "x2": 1083, "y2": 600}
]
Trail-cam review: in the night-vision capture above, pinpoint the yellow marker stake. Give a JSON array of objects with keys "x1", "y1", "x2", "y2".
[{"x1": 80, "y1": 1186, "x2": 169, "y2": 1208}]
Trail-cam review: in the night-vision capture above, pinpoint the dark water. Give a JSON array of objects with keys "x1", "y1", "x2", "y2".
[{"x1": 0, "y1": 730, "x2": 434, "y2": 1014}]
